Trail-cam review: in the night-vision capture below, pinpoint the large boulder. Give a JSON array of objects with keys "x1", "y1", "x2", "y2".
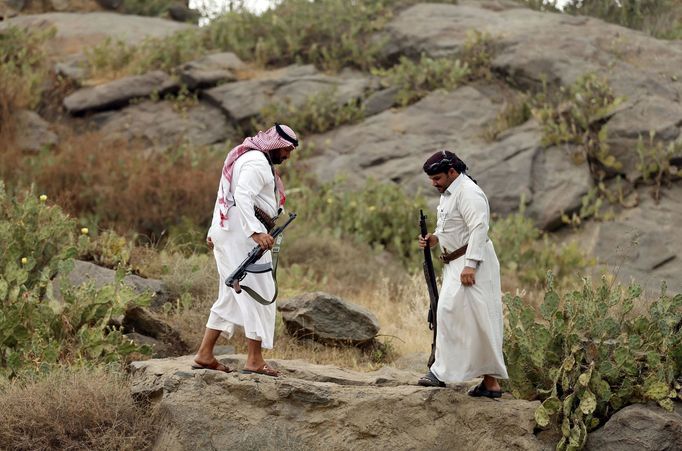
[
  {"x1": 586, "y1": 403, "x2": 682, "y2": 451},
  {"x1": 203, "y1": 64, "x2": 371, "y2": 124},
  {"x1": 63, "y1": 70, "x2": 180, "y2": 114},
  {"x1": 55, "y1": 260, "x2": 173, "y2": 309},
  {"x1": 90, "y1": 100, "x2": 237, "y2": 149},
  {"x1": 14, "y1": 110, "x2": 58, "y2": 152},
  {"x1": 130, "y1": 354, "x2": 544, "y2": 451},
  {"x1": 573, "y1": 183, "x2": 682, "y2": 294},
  {"x1": 278, "y1": 292, "x2": 380, "y2": 346},
  {"x1": 379, "y1": 2, "x2": 682, "y2": 178}
]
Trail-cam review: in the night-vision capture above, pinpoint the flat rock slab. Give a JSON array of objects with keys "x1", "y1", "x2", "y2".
[
  {"x1": 573, "y1": 183, "x2": 682, "y2": 294},
  {"x1": 91, "y1": 100, "x2": 236, "y2": 149},
  {"x1": 131, "y1": 354, "x2": 543, "y2": 451},
  {"x1": 203, "y1": 64, "x2": 371, "y2": 123},
  {"x1": 64, "y1": 70, "x2": 179, "y2": 114},
  {"x1": 0, "y1": 12, "x2": 194, "y2": 57}
]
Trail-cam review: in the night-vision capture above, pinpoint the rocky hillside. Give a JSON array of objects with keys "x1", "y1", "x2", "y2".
[{"x1": 3, "y1": 0, "x2": 680, "y2": 293}]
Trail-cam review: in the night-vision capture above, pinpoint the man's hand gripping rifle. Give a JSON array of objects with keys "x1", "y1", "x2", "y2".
[{"x1": 226, "y1": 212, "x2": 297, "y2": 297}]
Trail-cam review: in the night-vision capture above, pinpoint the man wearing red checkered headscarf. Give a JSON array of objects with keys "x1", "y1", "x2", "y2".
[{"x1": 193, "y1": 124, "x2": 298, "y2": 377}]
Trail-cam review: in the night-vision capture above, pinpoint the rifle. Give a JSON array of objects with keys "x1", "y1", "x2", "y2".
[
  {"x1": 225, "y1": 212, "x2": 297, "y2": 304},
  {"x1": 420, "y1": 210, "x2": 439, "y2": 368}
]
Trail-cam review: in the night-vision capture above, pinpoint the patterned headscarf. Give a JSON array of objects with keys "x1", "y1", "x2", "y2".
[{"x1": 218, "y1": 124, "x2": 298, "y2": 228}]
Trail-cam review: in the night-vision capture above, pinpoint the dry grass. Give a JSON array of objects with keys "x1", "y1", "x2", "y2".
[
  {"x1": 0, "y1": 367, "x2": 159, "y2": 451},
  {"x1": 4, "y1": 130, "x2": 222, "y2": 239}
]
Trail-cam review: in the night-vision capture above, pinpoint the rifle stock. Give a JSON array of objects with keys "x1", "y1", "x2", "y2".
[{"x1": 420, "y1": 210, "x2": 439, "y2": 368}]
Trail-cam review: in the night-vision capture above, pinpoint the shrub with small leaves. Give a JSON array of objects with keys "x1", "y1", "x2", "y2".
[
  {"x1": 636, "y1": 131, "x2": 681, "y2": 203},
  {"x1": 286, "y1": 177, "x2": 429, "y2": 265},
  {"x1": 374, "y1": 54, "x2": 471, "y2": 106},
  {"x1": 255, "y1": 88, "x2": 365, "y2": 136},
  {"x1": 532, "y1": 73, "x2": 624, "y2": 176},
  {"x1": 504, "y1": 273, "x2": 682, "y2": 450}
]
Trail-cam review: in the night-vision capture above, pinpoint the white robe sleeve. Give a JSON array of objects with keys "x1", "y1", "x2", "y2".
[
  {"x1": 233, "y1": 158, "x2": 271, "y2": 238},
  {"x1": 459, "y1": 189, "x2": 489, "y2": 264}
]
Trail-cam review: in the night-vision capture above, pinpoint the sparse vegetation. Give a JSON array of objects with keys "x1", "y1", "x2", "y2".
[
  {"x1": 255, "y1": 88, "x2": 365, "y2": 136},
  {"x1": 636, "y1": 131, "x2": 682, "y2": 203},
  {"x1": 519, "y1": 0, "x2": 682, "y2": 39},
  {"x1": 374, "y1": 31, "x2": 495, "y2": 106},
  {"x1": 532, "y1": 73, "x2": 623, "y2": 177}
]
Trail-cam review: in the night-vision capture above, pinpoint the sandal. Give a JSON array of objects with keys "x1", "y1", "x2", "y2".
[
  {"x1": 468, "y1": 381, "x2": 502, "y2": 399},
  {"x1": 191, "y1": 360, "x2": 232, "y2": 373},
  {"x1": 240, "y1": 363, "x2": 281, "y2": 377},
  {"x1": 417, "y1": 370, "x2": 446, "y2": 388}
]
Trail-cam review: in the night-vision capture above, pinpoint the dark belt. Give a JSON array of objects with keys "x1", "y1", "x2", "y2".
[
  {"x1": 439, "y1": 244, "x2": 468, "y2": 264},
  {"x1": 254, "y1": 206, "x2": 277, "y2": 231}
]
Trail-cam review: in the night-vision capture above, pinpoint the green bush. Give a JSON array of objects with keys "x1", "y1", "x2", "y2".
[
  {"x1": 374, "y1": 54, "x2": 471, "y2": 106},
  {"x1": 0, "y1": 184, "x2": 149, "y2": 378},
  {"x1": 532, "y1": 73, "x2": 623, "y2": 174},
  {"x1": 505, "y1": 274, "x2": 682, "y2": 450},
  {"x1": 85, "y1": 30, "x2": 208, "y2": 78},
  {"x1": 285, "y1": 176, "x2": 429, "y2": 265},
  {"x1": 490, "y1": 212, "x2": 592, "y2": 287},
  {"x1": 207, "y1": 0, "x2": 394, "y2": 71},
  {"x1": 636, "y1": 131, "x2": 682, "y2": 203},
  {"x1": 255, "y1": 88, "x2": 365, "y2": 136},
  {"x1": 374, "y1": 31, "x2": 494, "y2": 106}
]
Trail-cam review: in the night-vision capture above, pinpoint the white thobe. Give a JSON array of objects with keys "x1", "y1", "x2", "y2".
[
  {"x1": 206, "y1": 151, "x2": 279, "y2": 348},
  {"x1": 429, "y1": 174, "x2": 509, "y2": 383}
]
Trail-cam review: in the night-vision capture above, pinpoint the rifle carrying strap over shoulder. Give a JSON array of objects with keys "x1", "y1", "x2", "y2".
[{"x1": 238, "y1": 233, "x2": 284, "y2": 305}]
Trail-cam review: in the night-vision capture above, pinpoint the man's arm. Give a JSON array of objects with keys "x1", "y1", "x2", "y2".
[
  {"x1": 458, "y1": 189, "x2": 490, "y2": 285},
  {"x1": 233, "y1": 157, "x2": 274, "y2": 250}
]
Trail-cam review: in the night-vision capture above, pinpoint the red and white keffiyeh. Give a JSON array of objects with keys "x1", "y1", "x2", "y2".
[{"x1": 217, "y1": 124, "x2": 298, "y2": 229}]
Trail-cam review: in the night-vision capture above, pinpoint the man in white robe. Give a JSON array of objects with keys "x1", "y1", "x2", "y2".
[
  {"x1": 417, "y1": 150, "x2": 508, "y2": 398},
  {"x1": 192, "y1": 124, "x2": 298, "y2": 377}
]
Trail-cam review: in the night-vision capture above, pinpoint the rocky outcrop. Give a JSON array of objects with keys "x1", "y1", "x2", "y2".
[
  {"x1": 379, "y1": 2, "x2": 682, "y2": 179},
  {"x1": 278, "y1": 292, "x2": 380, "y2": 346},
  {"x1": 574, "y1": 183, "x2": 682, "y2": 294},
  {"x1": 14, "y1": 110, "x2": 58, "y2": 152},
  {"x1": 56, "y1": 260, "x2": 173, "y2": 309},
  {"x1": 53, "y1": 260, "x2": 188, "y2": 356},
  {"x1": 203, "y1": 64, "x2": 372, "y2": 124},
  {"x1": 586, "y1": 403, "x2": 682, "y2": 451},
  {"x1": 91, "y1": 100, "x2": 237, "y2": 149},
  {"x1": 63, "y1": 70, "x2": 180, "y2": 114},
  {"x1": 130, "y1": 354, "x2": 544, "y2": 451}
]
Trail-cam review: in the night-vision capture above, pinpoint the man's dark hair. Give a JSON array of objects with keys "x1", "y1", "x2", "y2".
[{"x1": 422, "y1": 150, "x2": 466, "y2": 174}]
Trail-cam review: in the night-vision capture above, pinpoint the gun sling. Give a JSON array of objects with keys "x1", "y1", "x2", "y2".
[{"x1": 235, "y1": 208, "x2": 282, "y2": 306}]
